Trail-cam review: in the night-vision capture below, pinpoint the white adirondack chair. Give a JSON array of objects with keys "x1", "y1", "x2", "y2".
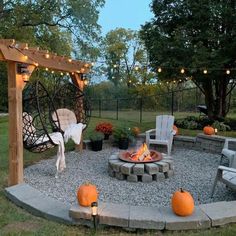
[
  {"x1": 146, "y1": 115, "x2": 175, "y2": 156},
  {"x1": 211, "y1": 138, "x2": 236, "y2": 197}
]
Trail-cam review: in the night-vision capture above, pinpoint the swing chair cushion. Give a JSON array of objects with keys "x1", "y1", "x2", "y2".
[{"x1": 53, "y1": 108, "x2": 77, "y2": 132}]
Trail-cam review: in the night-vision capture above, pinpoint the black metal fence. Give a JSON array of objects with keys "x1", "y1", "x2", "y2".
[
  {"x1": 90, "y1": 87, "x2": 208, "y2": 123},
  {"x1": 90, "y1": 86, "x2": 236, "y2": 123}
]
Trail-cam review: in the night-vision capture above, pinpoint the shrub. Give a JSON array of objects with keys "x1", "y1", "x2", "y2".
[{"x1": 212, "y1": 121, "x2": 231, "y2": 131}]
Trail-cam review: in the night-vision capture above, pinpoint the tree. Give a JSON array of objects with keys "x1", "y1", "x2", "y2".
[
  {"x1": 101, "y1": 28, "x2": 154, "y2": 86},
  {"x1": 0, "y1": 0, "x2": 105, "y2": 111},
  {"x1": 0, "y1": 0, "x2": 105, "y2": 59},
  {"x1": 140, "y1": 0, "x2": 236, "y2": 119}
]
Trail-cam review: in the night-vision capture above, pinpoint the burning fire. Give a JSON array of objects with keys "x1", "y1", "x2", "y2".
[{"x1": 130, "y1": 143, "x2": 152, "y2": 162}]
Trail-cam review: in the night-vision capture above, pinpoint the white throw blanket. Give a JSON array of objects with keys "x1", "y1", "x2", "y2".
[
  {"x1": 48, "y1": 132, "x2": 66, "y2": 175},
  {"x1": 64, "y1": 123, "x2": 86, "y2": 145}
]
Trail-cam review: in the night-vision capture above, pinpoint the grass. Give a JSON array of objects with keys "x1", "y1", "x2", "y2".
[{"x1": 1, "y1": 115, "x2": 236, "y2": 235}]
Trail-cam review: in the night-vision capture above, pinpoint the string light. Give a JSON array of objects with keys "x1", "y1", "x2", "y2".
[
  {"x1": 34, "y1": 63, "x2": 39, "y2": 67},
  {"x1": 68, "y1": 58, "x2": 72, "y2": 63},
  {"x1": 51, "y1": 70, "x2": 54, "y2": 74},
  {"x1": 134, "y1": 66, "x2": 139, "y2": 71},
  {"x1": 157, "y1": 67, "x2": 162, "y2": 73},
  {"x1": 113, "y1": 64, "x2": 117, "y2": 68},
  {"x1": 45, "y1": 53, "x2": 50, "y2": 59},
  {"x1": 226, "y1": 69, "x2": 230, "y2": 75},
  {"x1": 24, "y1": 55, "x2": 28, "y2": 60},
  {"x1": 60, "y1": 72, "x2": 63, "y2": 76},
  {"x1": 180, "y1": 68, "x2": 185, "y2": 74},
  {"x1": 80, "y1": 68, "x2": 85, "y2": 73},
  {"x1": 203, "y1": 69, "x2": 208, "y2": 74},
  {"x1": 45, "y1": 67, "x2": 48, "y2": 71}
]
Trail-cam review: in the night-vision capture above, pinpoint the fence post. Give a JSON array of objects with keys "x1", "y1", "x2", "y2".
[
  {"x1": 116, "y1": 99, "x2": 119, "y2": 120},
  {"x1": 171, "y1": 90, "x2": 174, "y2": 115},
  {"x1": 99, "y1": 99, "x2": 101, "y2": 118},
  {"x1": 139, "y1": 97, "x2": 143, "y2": 123}
]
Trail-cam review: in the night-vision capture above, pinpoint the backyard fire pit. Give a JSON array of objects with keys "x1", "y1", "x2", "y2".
[
  {"x1": 119, "y1": 143, "x2": 162, "y2": 163},
  {"x1": 108, "y1": 143, "x2": 173, "y2": 183}
]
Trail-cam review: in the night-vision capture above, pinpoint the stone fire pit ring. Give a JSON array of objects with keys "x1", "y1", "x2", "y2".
[{"x1": 108, "y1": 152, "x2": 174, "y2": 183}]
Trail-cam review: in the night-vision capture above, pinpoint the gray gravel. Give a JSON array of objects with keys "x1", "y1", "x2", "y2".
[{"x1": 24, "y1": 147, "x2": 236, "y2": 207}]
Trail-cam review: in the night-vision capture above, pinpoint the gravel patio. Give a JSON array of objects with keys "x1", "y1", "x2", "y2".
[{"x1": 24, "y1": 147, "x2": 236, "y2": 207}]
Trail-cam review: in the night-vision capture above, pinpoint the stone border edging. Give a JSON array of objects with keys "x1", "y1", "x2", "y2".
[{"x1": 5, "y1": 183, "x2": 236, "y2": 231}]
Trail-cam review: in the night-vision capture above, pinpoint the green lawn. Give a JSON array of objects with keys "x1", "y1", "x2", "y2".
[{"x1": 1, "y1": 115, "x2": 236, "y2": 235}]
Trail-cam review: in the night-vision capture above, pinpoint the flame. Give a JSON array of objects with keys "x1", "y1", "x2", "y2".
[{"x1": 130, "y1": 143, "x2": 152, "y2": 161}]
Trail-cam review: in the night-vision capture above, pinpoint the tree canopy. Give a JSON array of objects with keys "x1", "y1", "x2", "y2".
[
  {"x1": 101, "y1": 28, "x2": 155, "y2": 86},
  {"x1": 140, "y1": 0, "x2": 236, "y2": 119},
  {"x1": 0, "y1": 0, "x2": 105, "y2": 111}
]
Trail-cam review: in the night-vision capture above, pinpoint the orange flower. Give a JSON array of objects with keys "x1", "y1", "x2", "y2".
[{"x1": 95, "y1": 122, "x2": 113, "y2": 135}]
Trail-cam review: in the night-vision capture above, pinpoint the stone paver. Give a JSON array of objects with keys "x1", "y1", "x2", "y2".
[
  {"x1": 141, "y1": 174, "x2": 153, "y2": 183},
  {"x1": 127, "y1": 174, "x2": 138, "y2": 182},
  {"x1": 145, "y1": 163, "x2": 159, "y2": 174},
  {"x1": 155, "y1": 161, "x2": 169, "y2": 172},
  {"x1": 99, "y1": 202, "x2": 130, "y2": 227},
  {"x1": 5, "y1": 183, "x2": 72, "y2": 224},
  {"x1": 120, "y1": 163, "x2": 135, "y2": 175},
  {"x1": 162, "y1": 206, "x2": 211, "y2": 230},
  {"x1": 129, "y1": 205, "x2": 165, "y2": 229},
  {"x1": 200, "y1": 201, "x2": 236, "y2": 226},
  {"x1": 133, "y1": 164, "x2": 144, "y2": 175},
  {"x1": 69, "y1": 205, "x2": 91, "y2": 220},
  {"x1": 5, "y1": 183, "x2": 236, "y2": 232}
]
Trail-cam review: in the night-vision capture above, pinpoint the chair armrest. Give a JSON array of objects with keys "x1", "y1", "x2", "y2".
[
  {"x1": 224, "y1": 138, "x2": 236, "y2": 149},
  {"x1": 146, "y1": 129, "x2": 156, "y2": 135},
  {"x1": 218, "y1": 165, "x2": 236, "y2": 173}
]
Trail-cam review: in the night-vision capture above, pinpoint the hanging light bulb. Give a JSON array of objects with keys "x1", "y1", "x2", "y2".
[
  {"x1": 226, "y1": 69, "x2": 230, "y2": 75},
  {"x1": 51, "y1": 70, "x2": 54, "y2": 74},
  {"x1": 34, "y1": 62, "x2": 39, "y2": 67},
  {"x1": 180, "y1": 68, "x2": 185, "y2": 74},
  {"x1": 68, "y1": 58, "x2": 72, "y2": 63},
  {"x1": 134, "y1": 66, "x2": 139, "y2": 71},
  {"x1": 157, "y1": 67, "x2": 162, "y2": 73},
  {"x1": 203, "y1": 69, "x2": 208, "y2": 74},
  {"x1": 45, "y1": 67, "x2": 48, "y2": 71},
  {"x1": 60, "y1": 72, "x2": 63, "y2": 76},
  {"x1": 45, "y1": 53, "x2": 50, "y2": 59},
  {"x1": 24, "y1": 55, "x2": 28, "y2": 60}
]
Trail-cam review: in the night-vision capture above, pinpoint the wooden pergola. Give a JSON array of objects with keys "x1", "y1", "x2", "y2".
[{"x1": 0, "y1": 39, "x2": 91, "y2": 186}]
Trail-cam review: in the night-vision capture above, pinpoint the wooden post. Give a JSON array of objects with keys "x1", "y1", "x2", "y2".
[
  {"x1": 8, "y1": 61, "x2": 24, "y2": 186},
  {"x1": 70, "y1": 73, "x2": 84, "y2": 152}
]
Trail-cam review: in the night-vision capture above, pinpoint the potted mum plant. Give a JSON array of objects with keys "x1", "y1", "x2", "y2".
[
  {"x1": 95, "y1": 122, "x2": 113, "y2": 140},
  {"x1": 89, "y1": 131, "x2": 105, "y2": 151},
  {"x1": 113, "y1": 126, "x2": 134, "y2": 150}
]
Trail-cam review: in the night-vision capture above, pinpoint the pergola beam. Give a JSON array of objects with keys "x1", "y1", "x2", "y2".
[{"x1": 0, "y1": 39, "x2": 91, "y2": 73}]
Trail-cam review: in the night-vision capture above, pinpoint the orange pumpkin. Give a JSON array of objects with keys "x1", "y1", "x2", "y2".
[
  {"x1": 173, "y1": 125, "x2": 178, "y2": 135},
  {"x1": 203, "y1": 125, "x2": 214, "y2": 135},
  {"x1": 171, "y1": 188, "x2": 195, "y2": 216},
  {"x1": 77, "y1": 182, "x2": 98, "y2": 207}
]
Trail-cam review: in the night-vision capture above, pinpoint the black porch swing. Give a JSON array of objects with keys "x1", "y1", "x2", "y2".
[{"x1": 22, "y1": 79, "x2": 91, "y2": 153}]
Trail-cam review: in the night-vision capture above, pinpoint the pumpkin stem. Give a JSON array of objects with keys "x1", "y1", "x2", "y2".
[{"x1": 180, "y1": 188, "x2": 184, "y2": 192}]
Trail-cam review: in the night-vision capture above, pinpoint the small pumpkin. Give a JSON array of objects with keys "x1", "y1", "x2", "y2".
[
  {"x1": 203, "y1": 125, "x2": 214, "y2": 135},
  {"x1": 171, "y1": 188, "x2": 195, "y2": 216},
  {"x1": 173, "y1": 125, "x2": 179, "y2": 135},
  {"x1": 77, "y1": 182, "x2": 98, "y2": 207}
]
